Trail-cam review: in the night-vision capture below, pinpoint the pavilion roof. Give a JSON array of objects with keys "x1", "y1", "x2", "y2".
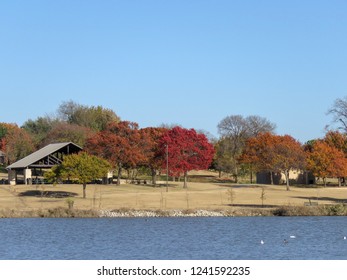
[{"x1": 6, "y1": 142, "x2": 82, "y2": 170}]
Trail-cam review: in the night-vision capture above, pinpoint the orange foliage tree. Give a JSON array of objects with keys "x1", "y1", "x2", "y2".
[
  {"x1": 240, "y1": 133, "x2": 305, "y2": 190},
  {"x1": 306, "y1": 140, "x2": 347, "y2": 187},
  {"x1": 240, "y1": 133, "x2": 278, "y2": 185},
  {"x1": 324, "y1": 131, "x2": 347, "y2": 154},
  {"x1": 0, "y1": 123, "x2": 34, "y2": 165},
  {"x1": 271, "y1": 135, "x2": 305, "y2": 190},
  {"x1": 323, "y1": 131, "x2": 347, "y2": 186}
]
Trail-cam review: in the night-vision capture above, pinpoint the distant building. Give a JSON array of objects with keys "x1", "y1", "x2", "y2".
[
  {"x1": 6, "y1": 142, "x2": 82, "y2": 185},
  {"x1": 256, "y1": 170, "x2": 315, "y2": 185},
  {"x1": 0, "y1": 150, "x2": 5, "y2": 165}
]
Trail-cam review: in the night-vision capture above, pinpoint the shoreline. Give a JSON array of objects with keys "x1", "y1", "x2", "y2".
[{"x1": 1, "y1": 204, "x2": 347, "y2": 218}]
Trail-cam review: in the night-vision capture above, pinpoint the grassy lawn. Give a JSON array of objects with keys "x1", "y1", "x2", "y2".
[{"x1": 1, "y1": 180, "x2": 347, "y2": 213}]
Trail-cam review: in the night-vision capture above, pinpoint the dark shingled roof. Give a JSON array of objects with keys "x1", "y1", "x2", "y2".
[{"x1": 6, "y1": 142, "x2": 82, "y2": 170}]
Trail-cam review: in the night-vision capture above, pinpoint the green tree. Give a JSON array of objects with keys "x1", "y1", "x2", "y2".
[
  {"x1": 213, "y1": 137, "x2": 237, "y2": 178},
  {"x1": 58, "y1": 100, "x2": 120, "y2": 131},
  {"x1": 42, "y1": 122, "x2": 94, "y2": 148},
  {"x1": 22, "y1": 116, "x2": 58, "y2": 148},
  {"x1": 55, "y1": 152, "x2": 111, "y2": 198}
]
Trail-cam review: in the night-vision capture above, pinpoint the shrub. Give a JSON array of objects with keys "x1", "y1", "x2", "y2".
[{"x1": 324, "y1": 204, "x2": 347, "y2": 216}]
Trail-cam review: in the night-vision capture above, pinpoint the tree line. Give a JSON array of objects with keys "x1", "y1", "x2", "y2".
[
  {"x1": 213, "y1": 96, "x2": 347, "y2": 189},
  {"x1": 2, "y1": 97, "x2": 347, "y2": 190},
  {"x1": 0, "y1": 101, "x2": 215, "y2": 190}
]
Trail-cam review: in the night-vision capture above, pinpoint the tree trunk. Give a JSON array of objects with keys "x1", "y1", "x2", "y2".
[
  {"x1": 250, "y1": 164, "x2": 253, "y2": 184},
  {"x1": 323, "y1": 177, "x2": 326, "y2": 187},
  {"x1": 270, "y1": 172, "x2": 274, "y2": 185},
  {"x1": 117, "y1": 165, "x2": 122, "y2": 185},
  {"x1": 285, "y1": 170, "x2": 290, "y2": 191},
  {"x1": 219, "y1": 170, "x2": 222, "y2": 178},
  {"x1": 83, "y1": 183, "x2": 87, "y2": 199},
  {"x1": 132, "y1": 169, "x2": 138, "y2": 182},
  {"x1": 127, "y1": 169, "x2": 131, "y2": 183},
  {"x1": 339, "y1": 177, "x2": 342, "y2": 187},
  {"x1": 151, "y1": 168, "x2": 157, "y2": 186},
  {"x1": 183, "y1": 171, "x2": 188, "y2": 188},
  {"x1": 234, "y1": 167, "x2": 238, "y2": 183}
]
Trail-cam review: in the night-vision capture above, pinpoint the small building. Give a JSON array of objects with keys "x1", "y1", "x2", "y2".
[
  {"x1": 256, "y1": 170, "x2": 315, "y2": 185},
  {"x1": 0, "y1": 150, "x2": 5, "y2": 165},
  {"x1": 6, "y1": 142, "x2": 82, "y2": 185}
]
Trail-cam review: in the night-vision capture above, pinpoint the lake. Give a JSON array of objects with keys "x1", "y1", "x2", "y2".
[{"x1": 0, "y1": 217, "x2": 347, "y2": 260}]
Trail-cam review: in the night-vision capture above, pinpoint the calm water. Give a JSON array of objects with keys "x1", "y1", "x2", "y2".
[{"x1": 1, "y1": 217, "x2": 347, "y2": 260}]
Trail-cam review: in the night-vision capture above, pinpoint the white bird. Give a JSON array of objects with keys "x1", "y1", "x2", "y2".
[
  {"x1": 343, "y1": 236, "x2": 346, "y2": 240},
  {"x1": 290, "y1": 235, "x2": 296, "y2": 239},
  {"x1": 260, "y1": 240, "x2": 264, "y2": 245}
]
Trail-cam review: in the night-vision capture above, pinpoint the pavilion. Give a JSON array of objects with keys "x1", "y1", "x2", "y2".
[{"x1": 6, "y1": 142, "x2": 82, "y2": 185}]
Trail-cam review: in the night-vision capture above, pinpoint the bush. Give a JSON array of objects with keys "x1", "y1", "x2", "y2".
[
  {"x1": 272, "y1": 206, "x2": 324, "y2": 216},
  {"x1": 324, "y1": 204, "x2": 347, "y2": 216},
  {"x1": 65, "y1": 198, "x2": 75, "y2": 210},
  {"x1": 36, "y1": 208, "x2": 99, "y2": 218}
]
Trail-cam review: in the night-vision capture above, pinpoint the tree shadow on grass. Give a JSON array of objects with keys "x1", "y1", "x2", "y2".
[
  {"x1": 18, "y1": 190, "x2": 78, "y2": 198},
  {"x1": 225, "y1": 203, "x2": 278, "y2": 208},
  {"x1": 212, "y1": 178, "x2": 236, "y2": 184},
  {"x1": 129, "y1": 183, "x2": 180, "y2": 189},
  {"x1": 292, "y1": 196, "x2": 347, "y2": 204},
  {"x1": 216, "y1": 184, "x2": 261, "y2": 189}
]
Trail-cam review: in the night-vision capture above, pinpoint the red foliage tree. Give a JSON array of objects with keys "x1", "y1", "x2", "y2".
[
  {"x1": 159, "y1": 127, "x2": 215, "y2": 188},
  {"x1": 85, "y1": 121, "x2": 145, "y2": 185},
  {"x1": 140, "y1": 127, "x2": 168, "y2": 186}
]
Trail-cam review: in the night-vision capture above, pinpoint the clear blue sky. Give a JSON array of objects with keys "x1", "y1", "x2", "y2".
[{"x1": 1, "y1": 0, "x2": 346, "y2": 143}]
